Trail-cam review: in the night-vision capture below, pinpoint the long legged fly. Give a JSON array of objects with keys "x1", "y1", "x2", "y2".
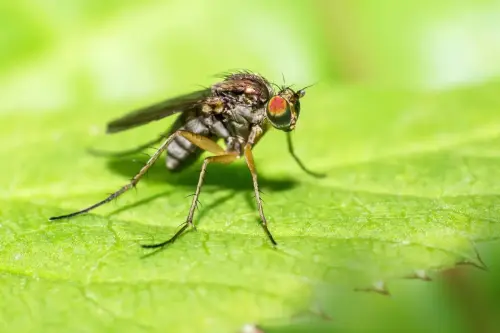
[{"x1": 50, "y1": 71, "x2": 324, "y2": 248}]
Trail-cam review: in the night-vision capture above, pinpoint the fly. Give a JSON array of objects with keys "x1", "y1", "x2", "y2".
[{"x1": 49, "y1": 71, "x2": 324, "y2": 248}]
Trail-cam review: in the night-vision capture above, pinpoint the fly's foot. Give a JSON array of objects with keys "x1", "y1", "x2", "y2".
[{"x1": 141, "y1": 222, "x2": 190, "y2": 249}]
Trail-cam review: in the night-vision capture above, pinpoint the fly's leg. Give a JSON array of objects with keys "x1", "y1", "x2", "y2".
[
  {"x1": 243, "y1": 143, "x2": 278, "y2": 246},
  {"x1": 142, "y1": 152, "x2": 239, "y2": 249},
  {"x1": 49, "y1": 130, "x2": 225, "y2": 221},
  {"x1": 286, "y1": 132, "x2": 325, "y2": 178},
  {"x1": 88, "y1": 134, "x2": 167, "y2": 158}
]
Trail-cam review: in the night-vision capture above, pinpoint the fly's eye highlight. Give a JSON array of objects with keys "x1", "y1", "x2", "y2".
[{"x1": 266, "y1": 95, "x2": 294, "y2": 130}]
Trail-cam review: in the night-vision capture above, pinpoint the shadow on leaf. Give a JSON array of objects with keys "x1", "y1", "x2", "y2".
[
  {"x1": 100, "y1": 156, "x2": 297, "y2": 219},
  {"x1": 106, "y1": 157, "x2": 297, "y2": 192}
]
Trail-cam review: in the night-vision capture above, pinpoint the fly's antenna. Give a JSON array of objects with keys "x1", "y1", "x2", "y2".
[
  {"x1": 299, "y1": 82, "x2": 318, "y2": 92},
  {"x1": 297, "y1": 82, "x2": 318, "y2": 98}
]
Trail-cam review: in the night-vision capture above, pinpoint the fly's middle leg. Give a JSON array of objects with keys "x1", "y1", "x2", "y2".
[
  {"x1": 142, "y1": 136, "x2": 239, "y2": 249},
  {"x1": 186, "y1": 154, "x2": 239, "y2": 229}
]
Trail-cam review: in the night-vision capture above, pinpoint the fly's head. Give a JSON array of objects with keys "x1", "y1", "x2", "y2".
[{"x1": 265, "y1": 87, "x2": 306, "y2": 132}]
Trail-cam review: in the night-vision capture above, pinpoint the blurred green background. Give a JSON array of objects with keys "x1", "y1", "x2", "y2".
[
  {"x1": 2, "y1": 1, "x2": 500, "y2": 332},
  {"x1": 2, "y1": 0, "x2": 500, "y2": 114}
]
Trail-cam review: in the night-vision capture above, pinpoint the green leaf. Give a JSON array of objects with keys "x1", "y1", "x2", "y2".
[
  {"x1": 1, "y1": 80, "x2": 500, "y2": 332},
  {"x1": 2, "y1": 1, "x2": 500, "y2": 332}
]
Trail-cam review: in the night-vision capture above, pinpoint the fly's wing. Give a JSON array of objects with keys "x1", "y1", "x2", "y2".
[{"x1": 106, "y1": 89, "x2": 211, "y2": 134}]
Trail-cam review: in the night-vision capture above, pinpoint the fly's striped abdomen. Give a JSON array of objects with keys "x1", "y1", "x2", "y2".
[{"x1": 165, "y1": 113, "x2": 231, "y2": 171}]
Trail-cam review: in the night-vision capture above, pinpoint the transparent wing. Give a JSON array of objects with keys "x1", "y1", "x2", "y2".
[{"x1": 106, "y1": 89, "x2": 211, "y2": 134}]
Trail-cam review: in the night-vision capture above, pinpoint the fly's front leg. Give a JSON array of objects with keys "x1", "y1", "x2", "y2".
[
  {"x1": 244, "y1": 144, "x2": 277, "y2": 245},
  {"x1": 142, "y1": 151, "x2": 239, "y2": 249},
  {"x1": 286, "y1": 132, "x2": 325, "y2": 178},
  {"x1": 244, "y1": 126, "x2": 277, "y2": 246}
]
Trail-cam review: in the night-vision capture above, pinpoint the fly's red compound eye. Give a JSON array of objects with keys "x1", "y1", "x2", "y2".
[
  {"x1": 266, "y1": 95, "x2": 295, "y2": 130},
  {"x1": 268, "y1": 96, "x2": 288, "y2": 116}
]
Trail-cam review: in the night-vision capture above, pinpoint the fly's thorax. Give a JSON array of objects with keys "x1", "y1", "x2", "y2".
[
  {"x1": 224, "y1": 104, "x2": 267, "y2": 125},
  {"x1": 214, "y1": 72, "x2": 275, "y2": 104},
  {"x1": 215, "y1": 104, "x2": 266, "y2": 151}
]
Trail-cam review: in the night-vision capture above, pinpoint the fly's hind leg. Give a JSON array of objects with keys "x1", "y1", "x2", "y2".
[
  {"x1": 142, "y1": 149, "x2": 239, "y2": 249},
  {"x1": 49, "y1": 130, "x2": 227, "y2": 221}
]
